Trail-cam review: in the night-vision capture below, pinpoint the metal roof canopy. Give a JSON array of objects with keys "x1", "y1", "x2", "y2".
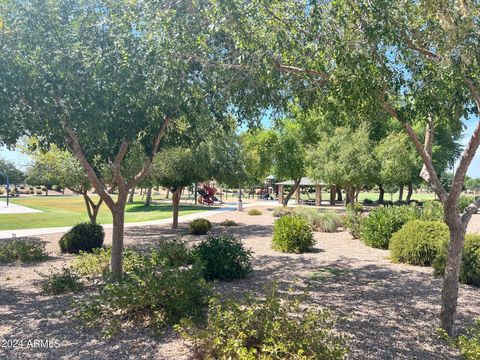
[{"x1": 275, "y1": 177, "x2": 324, "y2": 186}]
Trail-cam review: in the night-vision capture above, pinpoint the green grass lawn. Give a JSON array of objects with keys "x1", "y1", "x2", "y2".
[{"x1": 0, "y1": 195, "x2": 215, "y2": 231}]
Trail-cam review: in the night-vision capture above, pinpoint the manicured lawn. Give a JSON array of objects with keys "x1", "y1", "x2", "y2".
[{"x1": 0, "y1": 195, "x2": 215, "y2": 231}]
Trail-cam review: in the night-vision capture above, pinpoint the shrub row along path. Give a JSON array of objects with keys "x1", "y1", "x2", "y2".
[{"x1": 1, "y1": 204, "x2": 479, "y2": 359}]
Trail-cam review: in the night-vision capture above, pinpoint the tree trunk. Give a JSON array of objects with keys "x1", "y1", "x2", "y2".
[
  {"x1": 399, "y1": 185, "x2": 404, "y2": 201},
  {"x1": 166, "y1": 188, "x2": 169, "y2": 199},
  {"x1": 406, "y1": 183, "x2": 413, "y2": 202},
  {"x1": 336, "y1": 187, "x2": 343, "y2": 201},
  {"x1": 110, "y1": 200, "x2": 126, "y2": 280},
  {"x1": 145, "y1": 187, "x2": 152, "y2": 206},
  {"x1": 330, "y1": 186, "x2": 336, "y2": 205},
  {"x1": 194, "y1": 183, "x2": 198, "y2": 205},
  {"x1": 128, "y1": 187, "x2": 135, "y2": 204},
  {"x1": 345, "y1": 186, "x2": 355, "y2": 210},
  {"x1": 440, "y1": 217, "x2": 466, "y2": 336},
  {"x1": 172, "y1": 186, "x2": 182, "y2": 229},
  {"x1": 378, "y1": 184, "x2": 385, "y2": 204},
  {"x1": 45, "y1": 188, "x2": 48, "y2": 196},
  {"x1": 83, "y1": 193, "x2": 103, "y2": 224},
  {"x1": 282, "y1": 179, "x2": 300, "y2": 206}
]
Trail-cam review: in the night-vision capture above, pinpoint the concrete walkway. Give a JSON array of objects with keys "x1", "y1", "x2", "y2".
[
  {"x1": 0, "y1": 202, "x2": 260, "y2": 239},
  {"x1": 0, "y1": 201, "x2": 42, "y2": 214}
]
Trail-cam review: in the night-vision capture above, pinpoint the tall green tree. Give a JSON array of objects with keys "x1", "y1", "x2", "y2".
[
  {"x1": 0, "y1": 0, "x2": 234, "y2": 279},
  {"x1": 272, "y1": 119, "x2": 307, "y2": 205},
  {"x1": 152, "y1": 147, "x2": 207, "y2": 229},
  {"x1": 375, "y1": 132, "x2": 420, "y2": 202},
  {"x1": 0, "y1": 157, "x2": 24, "y2": 185},
  {"x1": 307, "y1": 126, "x2": 378, "y2": 209},
  {"x1": 202, "y1": 0, "x2": 477, "y2": 334}
]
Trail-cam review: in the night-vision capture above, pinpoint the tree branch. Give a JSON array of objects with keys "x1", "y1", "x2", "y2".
[
  {"x1": 381, "y1": 98, "x2": 447, "y2": 204},
  {"x1": 449, "y1": 78, "x2": 480, "y2": 207},
  {"x1": 110, "y1": 141, "x2": 130, "y2": 193},
  {"x1": 61, "y1": 119, "x2": 115, "y2": 210},
  {"x1": 127, "y1": 117, "x2": 171, "y2": 189},
  {"x1": 401, "y1": 30, "x2": 442, "y2": 62}
]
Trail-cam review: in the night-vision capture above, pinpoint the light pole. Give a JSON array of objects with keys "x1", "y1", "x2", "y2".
[{"x1": 0, "y1": 172, "x2": 9, "y2": 206}]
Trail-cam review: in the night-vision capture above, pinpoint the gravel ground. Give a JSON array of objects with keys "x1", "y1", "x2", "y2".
[{"x1": 1, "y1": 206, "x2": 479, "y2": 359}]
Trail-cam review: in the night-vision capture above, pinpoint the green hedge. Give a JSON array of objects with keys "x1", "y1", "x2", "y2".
[
  {"x1": 59, "y1": 223, "x2": 104, "y2": 254},
  {"x1": 389, "y1": 220, "x2": 449, "y2": 266},
  {"x1": 360, "y1": 206, "x2": 419, "y2": 249},
  {"x1": 434, "y1": 234, "x2": 480, "y2": 287},
  {"x1": 272, "y1": 215, "x2": 315, "y2": 253}
]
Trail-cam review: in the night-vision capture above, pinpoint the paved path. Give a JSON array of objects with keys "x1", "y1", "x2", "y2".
[
  {"x1": 0, "y1": 200, "x2": 42, "y2": 214},
  {"x1": 0, "y1": 202, "x2": 261, "y2": 239}
]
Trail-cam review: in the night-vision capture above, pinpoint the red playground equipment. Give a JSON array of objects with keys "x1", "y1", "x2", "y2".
[{"x1": 197, "y1": 185, "x2": 219, "y2": 205}]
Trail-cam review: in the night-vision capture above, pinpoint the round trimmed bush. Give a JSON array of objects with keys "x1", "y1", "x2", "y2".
[
  {"x1": 389, "y1": 220, "x2": 449, "y2": 266},
  {"x1": 194, "y1": 235, "x2": 252, "y2": 281},
  {"x1": 360, "y1": 205, "x2": 419, "y2": 249},
  {"x1": 434, "y1": 234, "x2": 480, "y2": 287},
  {"x1": 189, "y1": 218, "x2": 212, "y2": 235},
  {"x1": 272, "y1": 215, "x2": 314, "y2": 253},
  {"x1": 59, "y1": 223, "x2": 105, "y2": 254}
]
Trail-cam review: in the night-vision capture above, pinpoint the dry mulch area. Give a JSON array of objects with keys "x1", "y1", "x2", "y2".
[{"x1": 1, "y1": 206, "x2": 479, "y2": 359}]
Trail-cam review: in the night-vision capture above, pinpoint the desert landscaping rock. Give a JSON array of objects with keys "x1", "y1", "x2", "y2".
[{"x1": 1, "y1": 207, "x2": 479, "y2": 359}]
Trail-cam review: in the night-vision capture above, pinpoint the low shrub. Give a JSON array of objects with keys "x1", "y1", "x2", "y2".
[
  {"x1": 272, "y1": 215, "x2": 315, "y2": 253},
  {"x1": 153, "y1": 238, "x2": 196, "y2": 268},
  {"x1": 74, "y1": 253, "x2": 209, "y2": 337},
  {"x1": 59, "y1": 223, "x2": 104, "y2": 254},
  {"x1": 0, "y1": 238, "x2": 48, "y2": 263},
  {"x1": 40, "y1": 267, "x2": 84, "y2": 295},
  {"x1": 189, "y1": 218, "x2": 212, "y2": 235},
  {"x1": 272, "y1": 206, "x2": 295, "y2": 218},
  {"x1": 343, "y1": 210, "x2": 363, "y2": 239},
  {"x1": 457, "y1": 321, "x2": 480, "y2": 359},
  {"x1": 434, "y1": 234, "x2": 480, "y2": 287},
  {"x1": 36, "y1": 190, "x2": 42, "y2": 195},
  {"x1": 420, "y1": 200, "x2": 444, "y2": 221},
  {"x1": 0, "y1": 188, "x2": 4, "y2": 195},
  {"x1": 441, "y1": 320, "x2": 480, "y2": 360},
  {"x1": 353, "y1": 203, "x2": 364, "y2": 213},
  {"x1": 458, "y1": 195, "x2": 478, "y2": 214},
  {"x1": 248, "y1": 208, "x2": 262, "y2": 216},
  {"x1": 363, "y1": 198, "x2": 374, "y2": 205},
  {"x1": 219, "y1": 219, "x2": 238, "y2": 227},
  {"x1": 176, "y1": 283, "x2": 349, "y2": 360},
  {"x1": 194, "y1": 235, "x2": 252, "y2": 281},
  {"x1": 71, "y1": 247, "x2": 143, "y2": 276},
  {"x1": 360, "y1": 206, "x2": 419, "y2": 249},
  {"x1": 389, "y1": 220, "x2": 449, "y2": 266}
]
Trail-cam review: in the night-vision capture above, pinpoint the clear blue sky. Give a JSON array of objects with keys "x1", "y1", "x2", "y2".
[{"x1": 2, "y1": 118, "x2": 479, "y2": 177}]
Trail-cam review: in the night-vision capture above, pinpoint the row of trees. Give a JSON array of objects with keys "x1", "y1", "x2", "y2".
[
  {"x1": 1, "y1": 0, "x2": 480, "y2": 334},
  {"x1": 241, "y1": 118, "x2": 460, "y2": 208}
]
